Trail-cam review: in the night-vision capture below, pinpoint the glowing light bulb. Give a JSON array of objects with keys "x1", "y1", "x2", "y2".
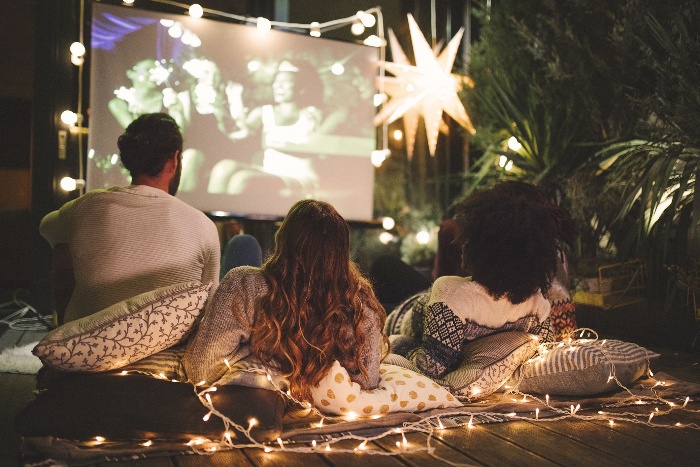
[
  {"x1": 61, "y1": 110, "x2": 78, "y2": 126},
  {"x1": 373, "y1": 93, "x2": 387, "y2": 106},
  {"x1": 71, "y1": 54, "x2": 84, "y2": 66},
  {"x1": 248, "y1": 418, "x2": 258, "y2": 429},
  {"x1": 189, "y1": 4, "x2": 203, "y2": 18},
  {"x1": 310, "y1": 22, "x2": 320, "y2": 37},
  {"x1": 371, "y1": 149, "x2": 390, "y2": 167},
  {"x1": 123, "y1": 0, "x2": 135, "y2": 4},
  {"x1": 363, "y1": 35, "x2": 384, "y2": 47},
  {"x1": 141, "y1": 440, "x2": 152, "y2": 447},
  {"x1": 505, "y1": 160, "x2": 514, "y2": 171},
  {"x1": 381, "y1": 216, "x2": 395, "y2": 230},
  {"x1": 378, "y1": 231, "x2": 394, "y2": 245},
  {"x1": 507, "y1": 136, "x2": 522, "y2": 151},
  {"x1": 351, "y1": 20, "x2": 365, "y2": 36},
  {"x1": 60, "y1": 177, "x2": 85, "y2": 192},
  {"x1": 416, "y1": 230, "x2": 430, "y2": 245},
  {"x1": 393, "y1": 129, "x2": 403, "y2": 141},
  {"x1": 356, "y1": 11, "x2": 376, "y2": 28},
  {"x1": 70, "y1": 42, "x2": 85, "y2": 57},
  {"x1": 499, "y1": 155, "x2": 508, "y2": 167},
  {"x1": 257, "y1": 17, "x2": 271, "y2": 32}
]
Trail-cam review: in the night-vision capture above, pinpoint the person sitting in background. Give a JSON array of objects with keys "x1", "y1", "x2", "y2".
[
  {"x1": 40, "y1": 113, "x2": 220, "y2": 324},
  {"x1": 183, "y1": 200, "x2": 388, "y2": 403},
  {"x1": 220, "y1": 233, "x2": 263, "y2": 280},
  {"x1": 389, "y1": 182, "x2": 558, "y2": 379}
]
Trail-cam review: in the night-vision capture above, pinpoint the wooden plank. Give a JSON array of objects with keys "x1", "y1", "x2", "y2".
[
  {"x1": 475, "y1": 420, "x2": 638, "y2": 466},
  {"x1": 173, "y1": 449, "x2": 253, "y2": 466},
  {"x1": 434, "y1": 423, "x2": 558, "y2": 466},
  {"x1": 97, "y1": 457, "x2": 175, "y2": 467},
  {"x1": 587, "y1": 407, "x2": 700, "y2": 461},
  {"x1": 242, "y1": 446, "x2": 328, "y2": 466},
  {"x1": 318, "y1": 438, "x2": 405, "y2": 466},
  {"x1": 373, "y1": 430, "x2": 478, "y2": 466},
  {"x1": 530, "y1": 417, "x2": 689, "y2": 465}
]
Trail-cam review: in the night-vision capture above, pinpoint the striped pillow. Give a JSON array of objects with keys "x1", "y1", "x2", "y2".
[{"x1": 510, "y1": 339, "x2": 659, "y2": 396}]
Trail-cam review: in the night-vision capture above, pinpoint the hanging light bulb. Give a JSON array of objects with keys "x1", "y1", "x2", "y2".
[
  {"x1": 507, "y1": 136, "x2": 522, "y2": 151},
  {"x1": 416, "y1": 230, "x2": 430, "y2": 245},
  {"x1": 382, "y1": 217, "x2": 395, "y2": 230},
  {"x1": 310, "y1": 22, "x2": 321, "y2": 37},
  {"x1": 71, "y1": 54, "x2": 84, "y2": 66},
  {"x1": 356, "y1": 11, "x2": 376, "y2": 28},
  {"x1": 257, "y1": 17, "x2": 271, "y2": 32},
  {"x1": 363, "y1": 35, "x2": 385, "y2": 47},
  {"x1": 351, "y1": 20, "x2": 365, "y2": 36},
  {"x1": 60, "y1": 177, "x2": 85, "y2": 192},
  {"x1": 379, "y1": 231, "x2": 394, "y2": 245},
  {"x1": 60, "y1": 110, "x2": 78, "y2": 126},
  {"x1": 70, "y1": 42, "x2": 85, "y2": 57},
  {"x1": 189, "y1": 4, "x2": 203, "y2": 18}
]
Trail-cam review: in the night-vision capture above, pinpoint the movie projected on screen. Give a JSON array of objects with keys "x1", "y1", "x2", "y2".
[{"x1": 87, "y1": 3, "x2": 378, "y2": 221}]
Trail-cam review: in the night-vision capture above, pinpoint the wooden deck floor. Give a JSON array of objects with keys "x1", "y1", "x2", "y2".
[{"x1": 2, "y1": 321, "x2": 700, "y2": 466}]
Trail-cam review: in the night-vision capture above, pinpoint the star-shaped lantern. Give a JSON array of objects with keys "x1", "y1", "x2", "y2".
[{"x1": 375, "y1": 14, "x2": 475, "y2": 157}]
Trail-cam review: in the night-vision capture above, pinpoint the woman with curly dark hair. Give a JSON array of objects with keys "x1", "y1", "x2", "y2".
[
  {"x1": 183, "y1": 199, "x2": 387, "y2": 403},
  {"x1": 391, "y1": 182, "x2": 559, "y2": 379}
]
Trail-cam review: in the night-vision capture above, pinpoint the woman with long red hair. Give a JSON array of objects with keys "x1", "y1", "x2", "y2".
[{"x1": 183, "y1": 200, "x2": 387, "y2": 402}]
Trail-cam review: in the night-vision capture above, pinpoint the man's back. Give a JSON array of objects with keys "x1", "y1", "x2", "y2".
[{"x1": 41, "y1": 185, "x2": 220, "y2": 322}]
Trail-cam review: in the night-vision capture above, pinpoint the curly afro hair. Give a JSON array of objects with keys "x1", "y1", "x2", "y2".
[{"x1": 454, "y1": 182, "x2": 560, "y2": 304}]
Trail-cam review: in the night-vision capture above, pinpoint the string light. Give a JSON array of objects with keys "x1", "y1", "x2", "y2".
[
  {"x1": 310, "y1": 21, "x2": 320, "y2": 37},
  {"x1": 256, "y1": 17, "x2": 271, "y2": 32},
  {"x1": 188, "y1": 4, "x2": 203, "y2": 18}
]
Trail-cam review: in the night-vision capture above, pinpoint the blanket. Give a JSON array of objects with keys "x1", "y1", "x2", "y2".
[{"x1": 20, "y1": 371, "x2": 700, "y2": 463}]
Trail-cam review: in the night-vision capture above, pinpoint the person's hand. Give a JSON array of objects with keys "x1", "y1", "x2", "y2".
[
  {"x1": 162, "y1": 87, "x2": 178, "y2": 108},
  {"x1": 225, "y1": 81, "x2": 245, "y2": 119}
]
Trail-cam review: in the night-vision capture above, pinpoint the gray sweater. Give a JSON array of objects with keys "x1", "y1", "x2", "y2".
[{"x1": 183, "y1": 266, "x2": 384, "y2": 390}]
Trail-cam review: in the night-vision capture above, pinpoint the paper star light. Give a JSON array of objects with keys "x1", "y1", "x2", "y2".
[{"x1": 375, "y1": 14, "x2": 475, "y2": 157}]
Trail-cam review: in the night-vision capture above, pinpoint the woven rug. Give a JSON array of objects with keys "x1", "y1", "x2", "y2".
[{"x1": 19, "y1": 371, "x2": 700, "y2": 463}]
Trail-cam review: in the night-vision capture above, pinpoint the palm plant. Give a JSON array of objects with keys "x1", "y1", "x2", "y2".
[{"x1": 594, "y1": 6, "x2": 700, "y2": 283}]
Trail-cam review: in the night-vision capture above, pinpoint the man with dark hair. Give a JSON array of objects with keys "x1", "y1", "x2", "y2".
[{"x1": 41, "y1": 113, "x2": 220, "y2": 324}]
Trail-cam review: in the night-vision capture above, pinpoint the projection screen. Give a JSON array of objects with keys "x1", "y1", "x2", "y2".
[{"x1": 87, "y1": 3, "x2": 378, "y2": 221}]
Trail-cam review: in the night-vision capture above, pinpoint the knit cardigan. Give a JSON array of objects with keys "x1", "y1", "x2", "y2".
[
  {"x1": 183, "y1": 266, "x2": 384, "y2": 390},
  {"x1": 395, "y1": 276, "x2": 551, "y2": 379}
]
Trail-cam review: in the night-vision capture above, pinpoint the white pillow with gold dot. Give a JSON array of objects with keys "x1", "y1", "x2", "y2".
[{"x1": 309, "y1": 361, "x2": 461, "y2": 416}]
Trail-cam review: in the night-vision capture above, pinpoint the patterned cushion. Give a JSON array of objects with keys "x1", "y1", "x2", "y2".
[
  {"x1": 386, "y1": 332, "x2": 540, "y2": 399},
  {"x1": 309, "y1": 361, "x2": 461, "y2": 416},
  {"x1": 444, "y1": 331, "x2": 540, "y2": 398},
  {"x1": 509, "y1": 339, "x2": 659, "y2": 396},
  {"x1": 33, "y1": 281, "x2": 211, "y2": 372}
]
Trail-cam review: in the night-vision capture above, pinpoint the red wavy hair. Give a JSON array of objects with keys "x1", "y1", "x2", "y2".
[{"x1": 252, "y1": 200, "x2": 386, "y2": 402}]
